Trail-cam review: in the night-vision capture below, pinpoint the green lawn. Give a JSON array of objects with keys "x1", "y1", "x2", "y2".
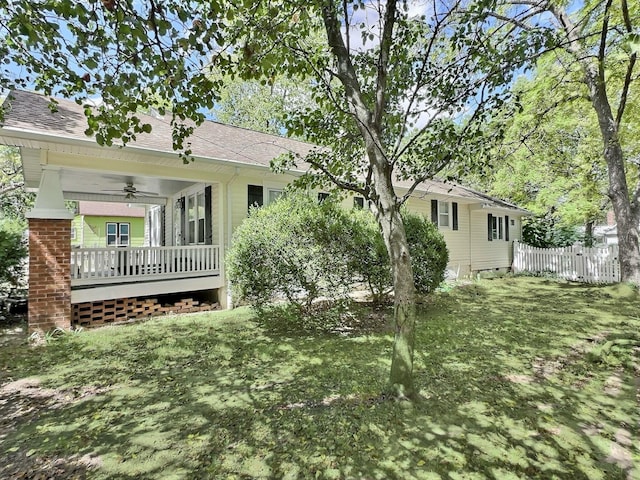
[{"x1": 1, "y1": 277, "x2": 638, "y2": 479}]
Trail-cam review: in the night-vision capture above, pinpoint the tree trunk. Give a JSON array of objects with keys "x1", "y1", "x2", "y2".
[
  {"x1": 584, "y1": 68, "x2": 640, "y2": 283},
  {"x1": 585, "y1": 220, "x2": 594, "y2": 247},
  {"x1": 370, "y1": 160, "x2": 417, "y2": 398},
  {"x1": 320, "y1": 0, "x2": 418, "y2": 397},
  {"x1": 550, "y1": 4, "x2": 640, "y2": 284},
  {"x1": 603, "y1": 140, "x2": 640, "y2": 283}
]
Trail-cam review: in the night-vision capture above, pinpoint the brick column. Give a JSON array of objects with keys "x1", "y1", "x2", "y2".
[
  {"x1": 26, "y1": 165, "x2": 74, "y2": 334},
  {"x1": 28, "y1": 218, "x2": 72, "y2": 333}
]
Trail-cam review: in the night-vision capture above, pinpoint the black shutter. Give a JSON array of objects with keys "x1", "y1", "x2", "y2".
[
  {"x1": 487, "y1": 213, "x2": 493, "y2": 241},
  {"x1": 431, "y1": 199, "x2": 438, "y2": 225},
  {"x1": 205, "y1": 185, "x2": 213, "y2": 245},
  {"x1": 248, "y1": 185, "x2": 264, "y2": 211},
  {"x1": 505, "y1": 215, "x2": 510, "y2": 242},
  {"x1": 180, "y1": 197, "x2": 187, "y2": 245},
  {"x1": 160, "y1": 205, "x2": 166, "y2": 246},
  {"x1": 452, "y1": 202, "x2": 458, "y2": 231}
]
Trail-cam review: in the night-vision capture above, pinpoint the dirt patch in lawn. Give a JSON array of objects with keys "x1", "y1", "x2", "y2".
[{"x1": 0, "y1": 377, "x2": 108, "y2": 479}]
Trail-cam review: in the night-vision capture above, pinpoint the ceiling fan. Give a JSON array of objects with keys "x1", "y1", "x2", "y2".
[{"x1": 101, "y1": 182, "x2": 159, "y2": 200}]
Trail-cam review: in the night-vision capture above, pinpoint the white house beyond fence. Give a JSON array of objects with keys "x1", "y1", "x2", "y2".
[{"x1": 512, "y1": 240, "x2": 620, "y2": 284}]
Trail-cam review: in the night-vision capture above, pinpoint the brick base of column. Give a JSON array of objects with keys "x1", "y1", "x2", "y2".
[{"x1": 28, "y1": 218, "x2": 72, "y2": 333}]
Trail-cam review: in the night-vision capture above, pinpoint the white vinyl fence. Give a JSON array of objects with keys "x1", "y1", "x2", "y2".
[{"x1": 512, "y1": 240, "x2": 620, "y2": 284}]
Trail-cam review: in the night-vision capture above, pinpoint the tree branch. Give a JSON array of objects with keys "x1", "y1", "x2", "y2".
[
  {"x1": 615, "y1": 0, "x2": 637, "y2": 125},
  {"x1": 374, "y1": 0, "x2": 396, "y2": 129}
]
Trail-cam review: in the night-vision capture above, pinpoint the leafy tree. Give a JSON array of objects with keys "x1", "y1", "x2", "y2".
[
  {"x1": 522, "y1": 215, "x2": 584, "y2": 248},
  {"x1": 469, "y1": 60, "x2": 612, "y2": 235},
  {"x1": 497, "y1": 0, "x2": 640, "y2": 283},
  {"x1": 212, "y1": 75, "x2": 314, "y2": 136},
  {"x1": 0, "y1": 146, "x2": 33, "y2": 219},
  {"x1": 0, "y1": 218, "x2": 27, "y2": 293},
  {"x1": 0, "y1": 0, "x2": 541, "y2": 397},
  {"x1": 347, "y1": 209, "x2": 449, "y2": 302}
]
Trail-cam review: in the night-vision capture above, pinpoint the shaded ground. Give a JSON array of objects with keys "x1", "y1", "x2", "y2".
[{"x1": 0, "y1": 277, "x2": 638, "y2": 479}]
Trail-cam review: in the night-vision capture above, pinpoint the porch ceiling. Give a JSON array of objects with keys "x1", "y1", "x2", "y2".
[{"x1": 58, "y1": 168, "x2": 194, "y2": 204}]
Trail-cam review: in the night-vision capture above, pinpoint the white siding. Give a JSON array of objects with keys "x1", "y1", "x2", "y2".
[
  {"x1": 470, "y1": 209, "x2": 518, "y2": 271},
  {"x1": 404, "y1": 196, "x2": 472, "y2": 276}
]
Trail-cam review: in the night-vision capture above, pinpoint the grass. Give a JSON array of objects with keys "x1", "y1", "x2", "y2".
[{"x1": 0, "y1": 277, "x2": 639, "y2": 479}]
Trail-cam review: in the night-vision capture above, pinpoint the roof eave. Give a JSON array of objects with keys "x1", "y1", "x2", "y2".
[{"x1": 0, "y1": 125, "x2": 308, "y2": 175}]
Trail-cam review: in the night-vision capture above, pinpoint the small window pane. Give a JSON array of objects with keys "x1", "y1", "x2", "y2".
[
  {"x1": 107, "y1": 223, "x2": 117, "y2": 235},
  {"x1": 268, "y1": 189, "x2": 283, "y2": 204},
  {"x1": 354, "y1": 197, "x2": 364, "y2": 209},
  {"x1": 107, "y1": 234, "x2": 116, "y2": 246},
  {"x1": 188, "y1": 195, "x2": 196, "y2": 222},
  {"x1": 189, "y1": 221, "x2": 196, "y2": 244},
  {"x1": 119, "y1": 223, "x2": 129, "y2": 235},
  {"x1": 438, "y1": 201, "x2": 449, "y2": 227},
  {"x1": 119, "y1": 234, "x2": 129, "y2": 246},
  {"x1": 198, "y1": 218, "x2": 205, "y2": 243},
  {"x1": 197, "y1": 192, "x2": 205, "y2": 219}
]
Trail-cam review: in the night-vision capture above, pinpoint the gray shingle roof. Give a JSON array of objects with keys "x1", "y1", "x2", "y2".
[
  {"x1": 2, "y1": 90, "x2": 315, "y2": 168},
  {"x1": 1, "y1": 90, "x2": 527, "y2": 213}
]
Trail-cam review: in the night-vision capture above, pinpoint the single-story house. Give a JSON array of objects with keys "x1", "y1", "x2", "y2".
[
  {"x1": 72, "y1": 201, "x2": 146, "y2": 248},
  {"x1": 0, "y1": 90, "x2": 528, "y2": 333}
]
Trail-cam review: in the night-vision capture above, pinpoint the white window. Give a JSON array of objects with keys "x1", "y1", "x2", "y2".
[
  {"x1": 438, "y1": 201, "x2": 449, "y2": 227},
  {"x1": 187, "y1": 191, "x2": 207, "y2": 245},
  {"x1": 488, "y1": 215, "x2": 504, "y2": 241},
  {"x1": 268, "y1": 189, "x2": 283, "y2": 204},
  {"x1": 106, "y1": 222, "x2": 130, "y2": 246},
  {"x1": 70, "y1": 226, "x2": 76, "y2": 240},
  {"x1": 433, "y1": 200, "x2": 459, "y2": 230}
]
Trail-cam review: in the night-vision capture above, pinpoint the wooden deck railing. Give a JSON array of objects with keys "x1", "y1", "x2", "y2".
[{"x1": 71, "y1": 245, "x2": 220, "y2": 286}]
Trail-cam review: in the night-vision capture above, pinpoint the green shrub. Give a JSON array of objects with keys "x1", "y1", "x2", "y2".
[
  {"x1": 346, "y1": 209, "x2": 391, "y2": 303},
  {"x1": 347, "y1": 209, "x2": 449, "y2": 299},
  {"x1": 226, "y1": 192, "x2": 353, "y2": 312},
  {"x1": 227, "y1": 193, "x2": 449, "y2": 312},
  {"x1": 403, "y1": 210, "x2": 449, "y2": 294},
  {"x1": 0, "y1": 218, "x2": 27, "y2": 293}
]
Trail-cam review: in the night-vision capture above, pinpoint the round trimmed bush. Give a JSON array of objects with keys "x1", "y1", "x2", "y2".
[{"x1": 226, "y1": 192, "x2": 353, "y2": 311}]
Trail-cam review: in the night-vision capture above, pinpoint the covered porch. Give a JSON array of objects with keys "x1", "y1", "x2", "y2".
[{"x1": 22, "y1": 155, "x2": 227, "y2": 332}]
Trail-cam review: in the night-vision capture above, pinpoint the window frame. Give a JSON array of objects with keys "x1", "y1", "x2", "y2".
[
  {"x1": 431, "y1": 200, "x2": 458, "y2": 230},
  {"x1": 267, "y1": 188, "x2": 283, "y2": 204},
  {"x1": 186, "y1": 191, "x2": 207, "y2": 245},
  {"x1": 438, "y1": 201, "x2": 450, "y2": 228},
  {"x1": 487, "y1": 214, "x2": 508, "y2": 242},
  {"x1": 247, "y1": 184, "x2": 264, "y2": 211},
  {"x1": 106, "y1": 222, "x2": 131, "y2": 247}
]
